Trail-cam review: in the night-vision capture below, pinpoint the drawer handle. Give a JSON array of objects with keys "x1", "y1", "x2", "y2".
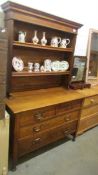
[
  {"x1": 32, "y1": 138, "x2": 41, "y2": 144},
  {"x1": 64, "y1": 115, "x2": 70, "y2": 122},
  {"x1": 34, "y1": 112, "x2": 43, "y2": 121},
  {"x1": 90, "y1": 99, "x2": 95, "y2": 104},
  {"x1": 33, "y1": 127, "x2": 40, "y2": 132}
]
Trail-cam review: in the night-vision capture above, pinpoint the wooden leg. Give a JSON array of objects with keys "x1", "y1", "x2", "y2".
[
  {"x1": 72, "y1": 132, "x2": 76, "y2": 141},
  {"x1": 11, "y1": 152, "x2": 17, "y2": 171}
]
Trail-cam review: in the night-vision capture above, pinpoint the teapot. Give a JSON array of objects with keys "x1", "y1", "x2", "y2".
[
  {"x1": 18, "y1": 31, "x2": 26, "y2": 42},
  {"x1": 60, "y1": 38, "x2": 70, "y2": 48},
  {"x1": 51, "y1": 37, "x2": 61, "y2": 47}
]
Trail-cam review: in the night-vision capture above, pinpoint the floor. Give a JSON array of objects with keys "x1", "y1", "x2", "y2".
[{"x1": 8, "y1": 127, "x2": 98, "y2": 175}]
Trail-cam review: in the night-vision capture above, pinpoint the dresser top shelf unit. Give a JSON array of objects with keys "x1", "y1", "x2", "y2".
[{"x1": 2, "y1": 1, "x2": 83, "y2": 95}]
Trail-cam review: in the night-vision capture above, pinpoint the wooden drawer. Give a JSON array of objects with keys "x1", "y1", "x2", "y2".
[
  {"x1": 56, "y1": 99, "x2": 82, "y2": 115},
  {"x1": 18, "y1": 106, "x2": 56, "y2": 126},
  {"x1": 19, "y1": 110, "x2": 79, "y2": 138},
  {"x1": 83, "y1": 95, "x2": 98, "y2": 107},
  {"x1": 81, "y1": 104, "x2": 98, "y2": 118},
  {"x1": 18, "y1": 121, "x2": 77, "y2": 157},
  {"x1": 78, "y1": 113, "x2": 98, "y2": 134}
]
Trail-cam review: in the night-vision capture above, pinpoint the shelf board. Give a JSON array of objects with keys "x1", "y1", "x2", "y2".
[
  {"x1": 13, "y1": 41, "x2": 73, "y2": 52},
  {"x1": 12, "y1": 71, "x2": 70, "y2": 77}
]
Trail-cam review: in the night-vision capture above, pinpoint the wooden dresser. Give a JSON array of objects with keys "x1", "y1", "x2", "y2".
[{"x1": 2, "y1": 1, "x2": 83, "y2": 170}]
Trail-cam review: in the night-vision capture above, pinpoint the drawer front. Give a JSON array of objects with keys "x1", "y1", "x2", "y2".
[
  {"x1": 83, "y1": 95, "x2": 98, "y2": 107},
  {"x1": 56, "y1": 100, "x2": 82, "y2": 115},
  {"x1": 78, "y1": 113, "x2": 98, "y2": 134},
  {"x1": 81, "y1": 105, "x2": 98, "y2": 118},
  {"x1": 18, "y1": 106, "x2": 56, "y2": 126},
  {"x1": 19, "y1": 110, "x2": 79, "y2": 138},
  {"x1": 18, "y1": 121, "x2": 77, "y2": 157}
]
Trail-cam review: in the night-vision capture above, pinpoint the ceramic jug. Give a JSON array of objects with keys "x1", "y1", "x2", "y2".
[
  {"x1": 18, "y1": 31, "x2": 26, "y2": 42},
  {"x1": 51, "y1": 37, "x2": 61, "y2": 47},
  {"x1": 60, "y1": 38, "x2": 70, "y2": 48}
]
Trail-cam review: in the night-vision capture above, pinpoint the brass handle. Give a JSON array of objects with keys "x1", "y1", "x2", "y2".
[
  {"x1": 64, "y1": 115, "x2": 70, "y2": 122},
  {"x1": 32, "y1": 138, "x2": 41, "y2": 144},
  {"x1": 34, "y1": 112, "x2": 43, "y2": 121},
  {"x1": 90, "y1": 99, "x2": 95, "y2": 104},
  {"x1": 33, "y1": 127, "x2": 40, "y2": 132}
]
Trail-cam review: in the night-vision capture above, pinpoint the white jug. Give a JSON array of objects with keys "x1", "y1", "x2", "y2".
[
  {"x1": 51, "y1": 37, "x2": 61, "y2": 47},
  {"x1": 18, "y1": 31, "x2": 26, "y2": 42},
  {"x1": 60, "y1": 38, "x2": 70, "y2": 48}
]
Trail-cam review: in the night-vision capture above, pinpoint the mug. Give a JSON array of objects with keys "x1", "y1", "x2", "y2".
[
  {"x1": 28, "y1": 62, "x2": 33, "y2": 72},
  {"x1": 18, "y1": 31, "x2": 26, "y2": 43},
  {"x1": 51, "y1": 37, "x2": 61, "y2": 47},
  {"x1": 60, "y1": 38, "x2": 70, "y2": 48}
]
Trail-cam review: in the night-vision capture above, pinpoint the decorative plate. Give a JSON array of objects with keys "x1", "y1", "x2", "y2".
[
  {"x1": 12, "y1": 57, "x2": 24, "y2": 72},
  {"x1": 51, "y1": 61, "x2": 60, "y2": 71},
  {"x1": 59, "y1": 61, "x2": 69, "y2": 71}
]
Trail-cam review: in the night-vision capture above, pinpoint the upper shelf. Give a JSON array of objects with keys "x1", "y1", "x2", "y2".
[{"x1": 13, "y1": 41, "x2": 73, "y2": 52}]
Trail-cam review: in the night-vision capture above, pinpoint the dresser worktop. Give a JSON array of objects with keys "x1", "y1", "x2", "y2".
[
  {"x1": 6, "y1": 87, "x2": 83, "y2": 113},
  {"x1": 6, "y1": 86, "x2": 98, "y2": 114}
]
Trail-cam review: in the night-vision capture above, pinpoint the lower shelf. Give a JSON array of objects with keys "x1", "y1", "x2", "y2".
[{"x1": 12, "y1": 70, "x2": 70, "y2": 77}]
